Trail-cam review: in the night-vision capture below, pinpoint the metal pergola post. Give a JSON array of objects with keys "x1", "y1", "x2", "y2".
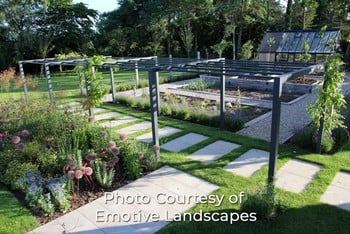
[
  {"x1": 135, "y1": 61, "x2": 139, "y2": 87},
  {"x1": 220, "y1": 59, "x2": 226, "y2": 130},
  {"x1": 78, "y1": 71, "x2": 84, "y2": 96},
  {"x1": 154, "y1": 56, "x2": 161, "y2": 114},
  {"x1": 148, "y1": 69, "x2": 160, "y2": 161},
  {"x1": 18, "y1": 61, "x2": 29, "y2": 102},
  {"x1": 169, "y1": 54, "x2": 173, "y2": 79},
  {"x1": 85, "y1": 66, "x2": 92, "y2": 116},
  {"x1": 44, "y1": 63, "x2": 55, "y2": 105},
  {"x1": 109, "y1": 67, "x2": 116, "y2": 103},
  {"x1": 268, "y1": 77, "x2": 282, "y2": 184}
]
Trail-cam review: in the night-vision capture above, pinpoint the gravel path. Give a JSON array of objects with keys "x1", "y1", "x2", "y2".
[{"x1": 238, "y1": 72, "x2": 350, "y2": 143}]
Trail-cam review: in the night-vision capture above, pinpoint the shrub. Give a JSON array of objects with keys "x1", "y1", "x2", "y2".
[
  {"x1": 292, "y1": 125, "x2": 316, "y2": 149},
  {"x1": 332, "y1": 127, "x2": 350, "y2": 150},
  {"x1": 3, "y1": 160, "x2": 38, "y2": 189},
  {"x1": 319, "y1": 134, "x2": 334, "y2": 153},
  {"x1": 118, "y1": 138, "x2": 142, "y2": 180},
  {"x1": 36, "y1": 150, "x2": 67, "y2": 177},
  {"x1": 240, "y1": 188, "x2": 283, "y2": 221},
  {"x1": 224, "y1": 115, "x2": 245, "y2": 131},
  {"x1": 161, "y1": 104, "x2": 172, "y2": 116},
  {"x1": 185, "y1": 79, "x2": 215, "y2": 90}
]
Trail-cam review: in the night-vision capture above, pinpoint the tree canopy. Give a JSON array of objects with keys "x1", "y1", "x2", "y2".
[{"x1": 0, "y1": 0, "x2": 349, "y2": 70}]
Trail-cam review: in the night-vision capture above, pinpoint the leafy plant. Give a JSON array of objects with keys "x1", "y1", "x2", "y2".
[
  {"x1": 307, "y1": 54, "x2": 346, "y2": 152},
  {"x1": 3, "y1": 160, "x2": 38, "y2": 190},
  {"x1": 240, "y1": 187, "x2": 283, "y2": 220},
  {"x1": 185, "y1": 79, "x2": 215, "y2": 91},
  {"x1": 93, "y1": 160, "x2": 115, "y2": 188},
  {"x1": 118, "y1": 138, "x2": 142, "y2": 180},
  {"x1": 75, "y1": 56, "x2": 108, "y2": 114}
]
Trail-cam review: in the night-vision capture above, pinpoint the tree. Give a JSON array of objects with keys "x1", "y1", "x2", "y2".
[
  {"x1": 307, "y1": 53, "x2": 346, "y2": 153},
  {"x1": 179, "y1": 23, "x2": 194, "y2": 58}
]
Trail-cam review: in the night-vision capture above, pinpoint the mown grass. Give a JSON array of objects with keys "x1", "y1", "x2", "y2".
[
  {"x1": 0, "y1": 184, "x2": 39, "y2": 234},
  {"x1": 99, "y1": 102, "x2": 350, "y2": 234}
]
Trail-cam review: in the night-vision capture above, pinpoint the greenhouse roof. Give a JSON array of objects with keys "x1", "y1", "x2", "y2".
[{"x1": 258, "y1": 28, "x2": 341, "y2": 54}]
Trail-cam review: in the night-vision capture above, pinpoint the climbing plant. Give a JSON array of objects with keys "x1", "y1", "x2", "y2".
[
  {"x1": 76, "y1": 55, "x2": 108, "y2": 115},
  {"x1": 307, "y1": 53, "x2": 346, "y2": 151}
]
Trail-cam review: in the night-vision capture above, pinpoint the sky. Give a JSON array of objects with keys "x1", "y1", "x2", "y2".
[{"x1": 73, "y1": 0, "x2": 119, "y2": 13}]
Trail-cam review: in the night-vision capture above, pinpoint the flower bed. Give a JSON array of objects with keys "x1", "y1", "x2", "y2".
[{"x1": 0, "y1": 100, "x2": 160, "y2": 224}]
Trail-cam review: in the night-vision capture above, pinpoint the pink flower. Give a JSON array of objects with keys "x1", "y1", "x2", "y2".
[
  {"x1": 20, "y1": 130, "x2": 30, "y2": 137},
  {"x1": 67, "y1": 170, "x2": 75, "y2": 179},
  {"x1": 80, "y1": 166, "x2": 86, "y2": 174},
  {"x1": 0, "y1": 133, "x2": 5, "y2": 138},
  {"x1": 12, "y1": 136, "x2": 21, "y2": 144},
  {"x1": 85, "y1": 167, "x2": 93, "y2": 176},
  {"x1": 120, "y1": 133, "x2": 127, "y2": 141},
  {"x1": 111, "y1": 146, "x2": 120, "y2": 156},
  {"x1": 153, "y1": 145, "x2": 160, "y2": 152},
  {"x1": 75, "y1": 170, "x2": 83, "y2": 179},
  {"x1": 108, "y1": 140, "x2": 116, "y2": 148},
  {"x1": 138, "y1": 152, "x2": 144, "y2": 159},
  {"x1": 68, "y1": 160, "x2": 77, "y2": 170}
]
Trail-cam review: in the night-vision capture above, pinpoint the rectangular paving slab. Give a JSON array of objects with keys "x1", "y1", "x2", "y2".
[
  {"x1": 136, "y1": 126, "x2": 182, "y2": 143},
  {"x1": 161, "y1": 133, "x2": 209, "y2": 152},
  {"x1": 57, "y1": 101, "x2": 81, "y2": 109},
  {"x1": 94, "y1": 112, "x2": 121, "y2": 121},
  {"x1": 116, "y1": 121, "x2": 152, "y2": 136},
  {"x1": 224, "y1": 149, "x2": 269, "y2": 177},
  {"x1": 188, "y1": 140, "x2": 241, "y2": 163},
  {"x1": 29, "y1": 166, "x2": 219, "y2": 234},
  {"x1": 321, "y1": 171, "x2": 350, "y2": 212},
  {"x1": 275, "y1": 159, "x2": 322, "y2": 193},
  {"x1": 99, "y1": 116, "x2": 139, "y2": 128}
]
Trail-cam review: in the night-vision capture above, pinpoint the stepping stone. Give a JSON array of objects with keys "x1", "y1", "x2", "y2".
[
  {"x1": 188, "y1": 140, "x2": 241, "y2": 163},
  {"x1": 57, "y1": 101, "x2": 81, "y2": 108},
  {"x1": 29, "y1": 166, "x2": 219, "y2": 234},
  {"x1": 275, "y1": 159, "x2": 322, "y2": 193},
  {"x1": 136, "y1": 126, "x2": 182, "y2": 143},
  {"x1": 224, "y1": 149, "x2": 269, "y2": 177},
  {"x1": 93, "y1": 108, "x2": 108, "y2": 114},
  {"x1": 99, "y1": 116, "x2": 139, "y2": 128},
  {"x1": 116, "y1": 121, "x2": 152, "y2": 136},
  {"x1": 161, "y1": 133, "x2": 208, "y2": 152},
  {"x1": 94, "y1": 112, "x2": 121, "y2": 121},
  {"x1": 321, "y1": 171, "x2": 350, "y2": 212}
]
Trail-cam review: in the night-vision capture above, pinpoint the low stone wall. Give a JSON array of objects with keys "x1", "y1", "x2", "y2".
[{"x1": 199, "y1": 75, "x2": 321, "y2": 94}]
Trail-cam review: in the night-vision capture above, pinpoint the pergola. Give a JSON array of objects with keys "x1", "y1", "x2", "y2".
[{"x1": 18, "y1": 56, "x2": 324, "y2": 184}]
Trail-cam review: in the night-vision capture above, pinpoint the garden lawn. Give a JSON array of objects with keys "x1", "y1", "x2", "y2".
[
  {"x1": 0, "y1": 184, "x2": 39, "y2": 234},
  {"x1": 99, "y1": 102, "x2": 350, "y2": 234}
]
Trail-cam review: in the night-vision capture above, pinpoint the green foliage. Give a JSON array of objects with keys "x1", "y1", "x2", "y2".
[
  {"x1": 3, "y1": 161, "x2": 38, "y2": 190},
  {"x1": 185, "y1": 79, "x2": 215, "y2": 91},
  {"x1": 93, "y1": 160, "x2": 115, "y2": 188},
  {"x1": 224, "y1": 115, "x2": 245, "y2": 132},
  {"x1": 307, "y1": 54, "x2": 346, "y2": 136},
  {"x1": 56, "y1": 52, "x2": 86, "y2": 60},
  {"x1": 76, "y1": 55, "x2": 108, "y2": 112},
  {"x1": 118, "y1": 139, "x2": 142, "y2": 180},
  {"x1": 292, "y1": 125, "x2": 316, "y2": 149},
  {"x1": 36, "y1": 150, "x2": 66, "y2": 177},
  {"x1": 240, "y1": 188, "x2": 283, "y2": 220},
  {"x1": 241, "y1": 40, "x2": 254, "y2": 60}
]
